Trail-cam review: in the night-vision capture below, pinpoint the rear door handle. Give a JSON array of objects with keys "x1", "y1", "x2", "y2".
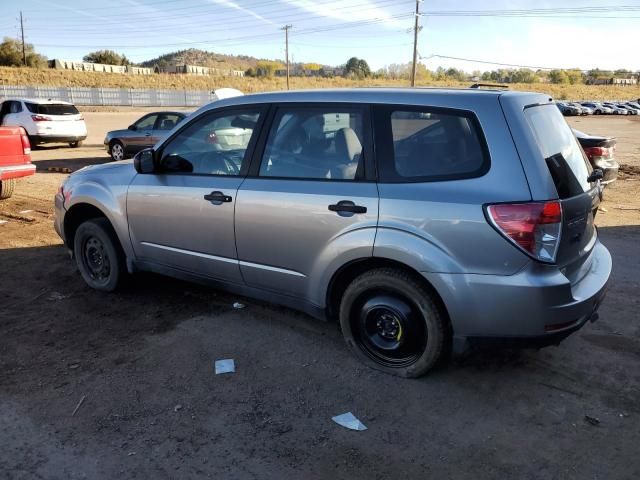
[
  {"x1": 204, "y1": 191, "x2": 232, "y2": 203},
  {"x1": 328, "y1": 200, "x2": 367, "y2": 214}
]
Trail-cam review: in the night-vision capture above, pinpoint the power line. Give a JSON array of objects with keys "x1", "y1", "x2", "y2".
[{"x1": 420, "y1": 54, "x2": 592, "y2": 72}]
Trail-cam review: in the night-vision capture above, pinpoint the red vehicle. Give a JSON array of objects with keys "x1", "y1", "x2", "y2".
[{"x1": 0, "y1": 126, "x2": 35, "y2": 199}]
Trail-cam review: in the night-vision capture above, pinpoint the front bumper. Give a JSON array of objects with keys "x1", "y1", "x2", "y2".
[
  {"x1": 423, "y1": 241, "x2": 611, "y2": 343},
  {"x1": 53, "y1": 190, "x2": 66, "y2": 242},
  {"x1": 30, "y1": 135, "x2": 87, "y2": 145}
]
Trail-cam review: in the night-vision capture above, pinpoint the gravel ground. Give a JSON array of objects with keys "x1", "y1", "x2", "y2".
[{"x1": 0, "y1": 114, "x2": 639, "y2": 479}]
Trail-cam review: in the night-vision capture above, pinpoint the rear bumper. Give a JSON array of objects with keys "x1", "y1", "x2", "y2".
[
  {"x1": 30, "y1": 135, "x2": 87, "y2": 144},
  {"x1": 0, "y1": 163, "x2": 36, "y2": 180},
  {"x1": 423, "y1": 241, "x2": 611, "y2": 342}
]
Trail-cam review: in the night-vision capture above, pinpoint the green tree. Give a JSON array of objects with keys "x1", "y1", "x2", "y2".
[
  {"x1": 83, "y1": 49, "x2": 131, "y2": 65},
  {"x1": 0, "y1": 37, "x2": 47, "y2": 68},
  {"x1": 344, "y1": 57, "x2": 371, "y2": 78},
  {"x1": 548, "y1": 69, "x2": 569, "y2": 84},
  {"x1": 255, "y1": 60, "x2": 283, "y2": 77}
]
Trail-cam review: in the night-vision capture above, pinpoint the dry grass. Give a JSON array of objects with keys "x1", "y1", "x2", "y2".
[{"x1": 1, "y1": 66, "x2": 639, "y2": 101}]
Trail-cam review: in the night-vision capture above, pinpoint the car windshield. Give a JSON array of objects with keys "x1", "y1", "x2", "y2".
[{"x1": 25, "y1": 102, "x2": 79, "y2": 115}]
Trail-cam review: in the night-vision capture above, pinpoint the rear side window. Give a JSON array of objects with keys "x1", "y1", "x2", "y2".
[
  {"x1": 376, "y1": 107, "x2": 488, "y2": 182},
  {"x1": 524, "y1": 104, "x2": 591, "y2": 199},
  {"x1": 25, "y1": 102, "x2": 79, "y2": 115}
]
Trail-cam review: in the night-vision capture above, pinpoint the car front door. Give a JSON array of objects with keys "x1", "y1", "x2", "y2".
[
  {"x1": 234, "y1": 104, "x2": 378, "y2": 304},
  {"x1": 127, "y1": 106, "x2": 266, "y2": 283},
  {"x1": 127, "y1": 113, "x2": 158, "y2": 153}
]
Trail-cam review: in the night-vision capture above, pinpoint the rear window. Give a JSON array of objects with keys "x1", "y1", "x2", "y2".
[
  {"x1": 25, "y1": 102, "x2": 79, "y2": 116},
  {"x1": 377, "y1": 107, "x2": 488, "y2": 182},
  {"x1": 524, "y1": 104, "x2": 591, "y2": 199}
]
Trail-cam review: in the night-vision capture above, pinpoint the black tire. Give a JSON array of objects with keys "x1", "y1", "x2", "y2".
[
  {"x1": 0, "y1": 178, "x2": 16, "y2": 200},
  {"x1": 109, "y1": 140, "x2": 125, "y2": 161},
  {"x1": 73, "y1": 218, "x2": 126, "y2": 292},
  {"x1": 69, "y1": 141, "x2": 83, "y2": 148},
  {"x1": 339, "y1": 268, "x2": 446, "y2": 378}
]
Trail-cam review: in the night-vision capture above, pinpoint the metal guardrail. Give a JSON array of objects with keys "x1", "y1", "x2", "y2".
[{"x1": 0, "y1": 85, "x2": 216, "y2": 107}]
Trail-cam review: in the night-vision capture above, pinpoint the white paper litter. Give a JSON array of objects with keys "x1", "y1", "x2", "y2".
[
  {"x1": 19, "y1": 210, "x2": 33, "y2": 214},
  {"x1": 215, "y1": 359, "x2": 235, "y2": 374},
  {"x1": 0, "y1": 220, "x2": 8, "y2": 225},
  {"x1": 232, "y1": 302, "x2": 246, "y2": 309},
  {"x1": 332, "y1": 412, "x2": 367, "y2": 431}
]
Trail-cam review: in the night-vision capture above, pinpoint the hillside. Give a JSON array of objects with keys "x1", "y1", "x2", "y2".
[
  {"x1": 139, "y1": 49, "x2": 268, "y2": 71},
  {"x1": 0, "y1": 66, "x2": 638, "y2": 102}
]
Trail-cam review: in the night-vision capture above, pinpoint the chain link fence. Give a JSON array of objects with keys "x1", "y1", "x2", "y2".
[{"x1": 0, "y1": 85, "x2": 216, "y2": 107}]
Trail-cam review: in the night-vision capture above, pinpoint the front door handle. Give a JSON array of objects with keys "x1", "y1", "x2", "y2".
[
  {"x1": 204, "y1": 191, "x2": 232, "y2": 203},
  {"x1": 328, "y1": 200, "x2": 367, "y2": 214}
]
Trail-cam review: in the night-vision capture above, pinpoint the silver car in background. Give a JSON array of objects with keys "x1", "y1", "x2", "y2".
[
  {"x1": 104, "y1": 111, "x2": 188, "y2": 161},
  {"x1": 55, "y1": 88, "x2": 611, "y2": 377}
]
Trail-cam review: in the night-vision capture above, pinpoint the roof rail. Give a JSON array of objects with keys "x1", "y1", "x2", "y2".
[{"x1": 469, "y1": 83, "x2": 509, "y2": 89}]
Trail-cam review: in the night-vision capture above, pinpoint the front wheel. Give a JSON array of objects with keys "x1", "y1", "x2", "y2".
[
  {"x1": 0, "y1": 178, "x2": 16, "y2": 199},
  {"x1": 110, "y1": 141, "x2": 125, "y2": 161},
  {"x1": 74, "y1": 218, "x2": 126, "y2": 292},
  {"x1": 339, "y1": 268, "x2": 446, "y2": 378}
]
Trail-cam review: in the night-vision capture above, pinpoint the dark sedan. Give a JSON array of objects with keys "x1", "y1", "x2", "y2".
[
  {"x1": 104, "y1": 111, "x2": 189, "y2": 161},
  {"x1": 573, "y1": 129, "x2": 618, "y2": 185}
]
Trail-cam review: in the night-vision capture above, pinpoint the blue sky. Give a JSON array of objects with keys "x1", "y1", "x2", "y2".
[{"x1": 2, "y1": 0, "x2": 639, "y2": 71}]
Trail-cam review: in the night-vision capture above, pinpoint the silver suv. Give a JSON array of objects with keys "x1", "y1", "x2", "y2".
[{"x1": 54, "y1": 89, "x2": 611, "y2": 377}]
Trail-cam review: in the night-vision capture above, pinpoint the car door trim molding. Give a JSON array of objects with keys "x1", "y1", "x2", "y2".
[
  {"x1": 140, "y1": 241, "x2": 238, "y2": 265},
  {"x1": 140, "y1": 241, "x2": 306, "y2": 277},
  {"x1": 239, "y1": 260, "x2": 306, "y2": 277}
]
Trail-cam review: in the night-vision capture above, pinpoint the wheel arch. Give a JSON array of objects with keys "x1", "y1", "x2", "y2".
[
  {"x1": 64, "y1": 203, "x2": 111, "y2": 253},
  {"x1": 326, "y1": 257, "x2": 452, "y2": 333}
]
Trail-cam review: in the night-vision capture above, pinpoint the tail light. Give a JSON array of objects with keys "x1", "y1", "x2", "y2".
[
  {"x1": 582, "y1": 146, "x2": 613, "y2": 160},
  {"x1": 207, "y1": 132, "x2": 218, "y2": 144},
  {"x1": 19, "y1": 127, "x2": 31, "y2": 155},
  {"x1": 31, "y1": 114, "x2": 51, "y2": 122},
  {"x1": 486, "y1": 201, "x2": 562, "y2": 263}
]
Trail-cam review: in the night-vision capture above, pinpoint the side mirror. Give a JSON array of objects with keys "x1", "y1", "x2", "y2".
[
  {"x1": 128, "y1": 124, "x2": 137, "y2": 131},
  {"x1": 133, "y1": 148, "x2": 155, "y2": 174}
]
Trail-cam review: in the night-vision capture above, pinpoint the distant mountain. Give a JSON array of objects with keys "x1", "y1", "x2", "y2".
[{"x1": 139, "y1": 48, "x2": 272, "y2": 71}]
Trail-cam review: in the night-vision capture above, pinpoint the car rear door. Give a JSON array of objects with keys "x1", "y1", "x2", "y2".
[
  {"x1": 234, "y1": 104, "x2": 378, "y2": 304},
  {"x1": 127, "y1": 106, "x2": 266, "y2": 283}
]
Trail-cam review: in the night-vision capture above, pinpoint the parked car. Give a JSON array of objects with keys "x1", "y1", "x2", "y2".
[
  {"x1": 556, "y1": 102, "x2": 581, "y2": 116},
  {"x1": 626, "y1": 101, "x2": 640, "y2": 110},
  {"x1": 568, "y1": 102, "x2": 592, "y2": 115},
  {"x1": 581, "y1": 102, "x2": 613, "y2": 115},
  {"x1": 573, "y1": 129, "x2": 618, "y2": 185},
  {"x1": 603, "y1": 103, "x2": 628, "y2": 115},
  {"x1": 0, "y1": 98, "x2": 87, "y2": 147},
  {"x1": 104, "y1": 111, "x2": 188, "y2": 161},
  {"x1": 55, "y1": 89, "x2": 611, "y2": 378},
  {"x1": 0, "y1": 126, "x2": 35, "y2": 199},
  {"x1": 614, "y1": 104, "x2": 638, "y2": 115}
]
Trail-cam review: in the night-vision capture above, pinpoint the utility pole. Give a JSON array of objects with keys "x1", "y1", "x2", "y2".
[
  {"x1": 282, "y1": 24, "x2": 292, "y2": 90},
  {"x1": 20, "y1": 11, "x2": 27, "y2": 66},
  {"x1": 411, "y1": 0, "x2": 421, "y2": 87}
]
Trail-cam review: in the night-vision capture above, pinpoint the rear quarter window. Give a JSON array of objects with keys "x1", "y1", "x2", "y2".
[
  {"x1": 524, "y1": 104, "x2": 591, "y2": 199},
  {"x1": 375, "y1": 106, "x2": 489, "y2": 182}
]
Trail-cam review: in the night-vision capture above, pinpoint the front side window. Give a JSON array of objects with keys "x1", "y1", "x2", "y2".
[
  {"x1": 378, "y1": 108, "x2": 488, "y2": 182},
  {"x1": 159, "y1": 110, "x2": 260, "y2": 175},
  {"x1": 10, "y1": 101, "x2": 22, "y2": 114},
  {"x1": 134, "y1": 114, "x2": 157, "y2": 131},
  {"x1": 259, "y1": 107, "x2": 365, "y2": 180},
  {"x1": 156, "y1": 113, "x2": 183, "y2": 131}
]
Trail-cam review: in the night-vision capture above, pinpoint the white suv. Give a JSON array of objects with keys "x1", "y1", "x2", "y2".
[{"x1": 0, "y1": 98, "x2": 87, "y2": 147}]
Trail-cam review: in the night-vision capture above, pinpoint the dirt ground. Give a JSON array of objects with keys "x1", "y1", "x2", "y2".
[{"x1": 1, "y1": 113, "x2": 639, "y2": 479}]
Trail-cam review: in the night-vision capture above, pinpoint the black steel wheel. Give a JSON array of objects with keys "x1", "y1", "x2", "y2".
[
  {"x1": 73, "y1": 218, "x2": 126, "y2": 291},
  {"x1": 340, "y1": 268, "x2": 447, "y2": 378}
]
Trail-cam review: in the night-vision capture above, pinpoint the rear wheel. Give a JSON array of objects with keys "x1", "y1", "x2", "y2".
[
  {"x1": 73, "y1": 218, "x2": 126, "y2": 292},
  {"x1": 69, "y1": 140, "x2": 83, "y2": 148},
  {"x1": 0, "y1": 179, "x2": 16, "y2": 199},
  {"x1": 339, "y1": 268, "x2": 446, "y2": 378},
  {"x1": 110, "y1": 140, "x2": 125, "y2": 161}
]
